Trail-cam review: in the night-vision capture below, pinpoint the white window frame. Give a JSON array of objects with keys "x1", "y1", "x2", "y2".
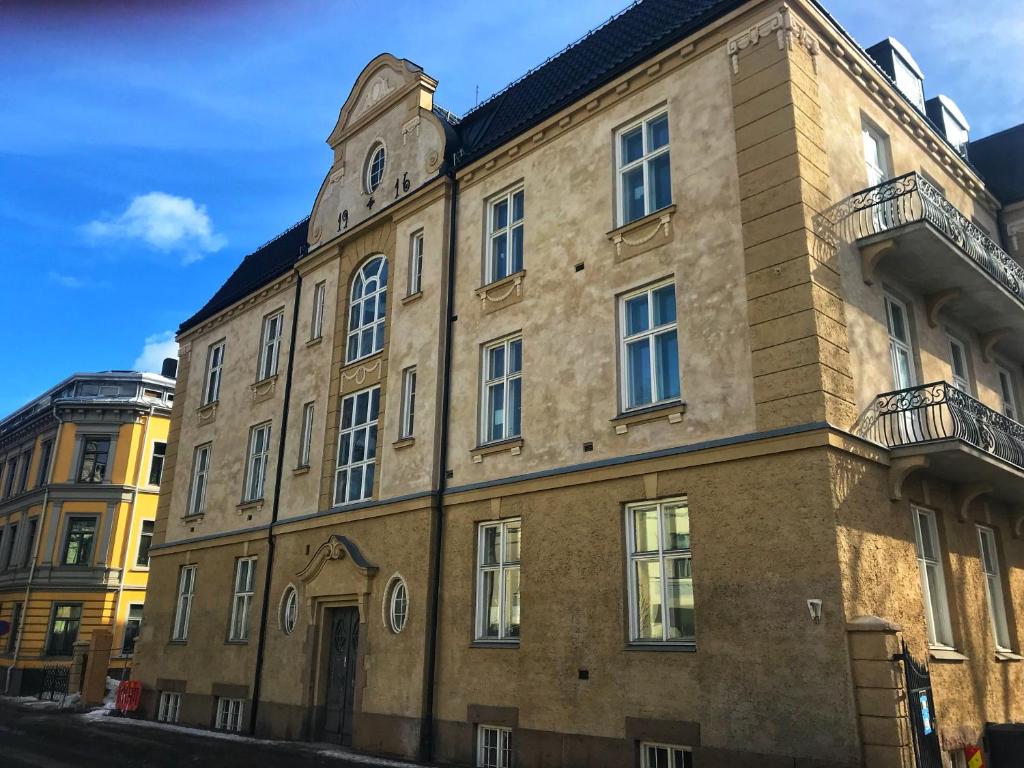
[
  {"x1": 475, "y1": 518, "x2": 521, "y2": 642},
  {"x1": 480, "y1": 336, "x2": 522, "y2": 445},
  {"x1": 996, "y1": 365, "x2": 1020, "y2": 421},
  {"x1": 244, "y1": 423, "x2": 271, "y2": 502},
  {"x1": 884, "y1": 294, "x2": 917, "y2": 390},
  {"x1": 386, "y1": 576, "x2": 409, "y2": 634},
  {"x1": 280, "y1": 585, "x2": 299, "y2": 635},
  {"x1": 947, "y1": 335, "x2": 971, "y2": 393},
  {"x1": 157, "y1": 692, "x2": 181, "y2": 723},
  {"x1": 626, "y1": 498, "x2": 695, "y2": 645},
  {"x1": 203, "y1": 340, "x2": 225, "y2": 405},
  {"x1": 485, "y1": 187, "x2": 525, "y2": 284},
  {"x1": 187, "y1": 444, "x2": 210, "y2": 517},
  {"x1": 172, "y1": 565, "x2": 196, "y2": 641},
  {"x1": 216, "y1": 697, "x2": 244, "y2": 732},
  {"x1": 229, "y1": 556, "x2": 257, "y2": 642},
  {"x1": 333, "y1": 386, "x2": 380, "y2": 505},
  {"x1": 476, "y1": 724, "x2": 512, "y2": 768},
  {"x1": 298, "y1": 402, "x2": 315, "y2": 468},
  {"x1": 409, "y1": 231, "x2": 424, "y2": 295},
  {"x1": 400, "y1": 367, "x2": 416, "y2": 440},
  {"x1": 912, "y1": 506, "x2": 954, "y2": 648},
  {"x1": 346, "y1": 256, "x2": 388, "y2": 364},
  {"x1": 620, "y1": 280, "x2": 680, "y2": 411},
  {"x1": 310, "y1": 280, "x2": 327, "y2": 340},
  {"x1": 616, "y1": 109, "x2": 672, "y2": 226},
  {"x1": 640, "y1": 742, "x2": 693, "y2": 768},
  {"x1": 365, "y1": 142, "x2": 386, "y2": 194},
  {"x1": 977, "y1": 526, "x2": 1012, "y2": 652},
  {"x1": 862, "y1": 120, "x2": 892, "y2": 187},
  {"x1": 258, "y1": 311, "x2": 284, "y2": 381}
]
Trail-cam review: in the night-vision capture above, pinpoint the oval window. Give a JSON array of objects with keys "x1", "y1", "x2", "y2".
[
  {"x1": 365, "y1": 143, "x2": 386, "y2": 193},
  {"x1": 387, "y1": 577, "x2": 408, "y2": 634},
  {"x1": 281, "y1": 586, "x2": 298, "y2": 635}
]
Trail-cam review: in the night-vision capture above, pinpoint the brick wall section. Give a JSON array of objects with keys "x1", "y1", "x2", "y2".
[{"x1": 730, "y1": 18, "x2": 857, "y2": 432}]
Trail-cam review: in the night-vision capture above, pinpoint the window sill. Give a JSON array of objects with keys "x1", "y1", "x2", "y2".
[
  {"x1": 607, "y1": 204, "x2": 676, "y2": 262},
  {"x1": 250, "y1": 376, "x2": 278, "y2": 403},
  {"x1": 611, "y1": 401, "x2": 686, "y2": 433},
  {"x1": 995, "y1": 650, "x2": 1023, "y2": 662},
  {"x1": 168, "y1": 639, "x2": 188, "y2": 646},
  {"x1": 236, "y1": 499, "x2": 264, "y2": 513},
  {"x1": 393, "y1": 437, "x2": 415, "y2": 450},
  {"x1": 402, "y1": 291, "x2": 424, "y2": 306},
  {"x1": 181, "y1": 512, "x2": 205, "y2": 523},
  {"x1": 625, "y1": 642, "x2": 696, "y2": 652},
  {"x1": 928, "y1": 647, "x2": 968, "y2": 663},
  {"x1": 470, "y1": 640, "x2": 520, "y2": 649},
  {"x1": 292, "y1": 464, "x2": 311, "y2": 476},
  {"x1": 225, "y1": 639, "x2": 249, "y2": 646},
  {"x1": 305, "y1": 336, "x2": 323, "y2": 348},
  {"x1": 471, "y1": 437, "x2": 524, "y2": 463},
  {"x1": 475, "y1": 270, "x2": 526, "y2": 315}
]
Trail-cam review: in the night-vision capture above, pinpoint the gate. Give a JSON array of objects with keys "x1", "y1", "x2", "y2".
[
  {"x1": 37, "y1": 665, "x2": 71, "y2": 703},
  {"x1": 897, "y1": 645, "x2": 942, "y2": 768}
]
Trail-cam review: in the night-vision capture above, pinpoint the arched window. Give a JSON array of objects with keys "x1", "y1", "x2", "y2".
[
  {"x1": 385, "y1": 576, "x2": 409, "y2": 634},
  {"x1": 365, "y1": 143, "x2": 386, "y2": 193},
  {"x1": 280, "y1": 585, "x2": 298, "y2": 635},
  {"x1": 347, "y1": 256, "x2": 388, "y2": 363}
]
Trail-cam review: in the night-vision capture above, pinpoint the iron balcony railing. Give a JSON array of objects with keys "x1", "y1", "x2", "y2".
[
  {"x1": 857, "y1": 381, "x2": 1024, "y2": 471},
  {"x1": 824, "y1": 172, "x2": 1024, "y2": 304}
]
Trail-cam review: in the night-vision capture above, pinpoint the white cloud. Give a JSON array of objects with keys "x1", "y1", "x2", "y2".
[
  {"x1": 85, "y1": 192, "x2": 226, "y2": 264},
  {"x1": 133, "y1": 330, "x2": 178, "y2": 374},
  {"x1": 48, "y1": 271, "x2": 85, "y2": 288}
]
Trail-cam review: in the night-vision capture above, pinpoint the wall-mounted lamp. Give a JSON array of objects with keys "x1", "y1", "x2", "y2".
[{"x1": 807, "y1": 599, "x2": 823, "y2": 625}]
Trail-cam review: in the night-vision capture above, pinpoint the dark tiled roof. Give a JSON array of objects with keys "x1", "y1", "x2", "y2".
[
  {"x1": 454, "y1": 0, "x2": 744, "y2": 164},
  {"x1": 969, "y1": 124, "x2": 1024, "y2": 206},
  {"x1": 179, "y1": 218, "x2": 309, "y2": 334}
]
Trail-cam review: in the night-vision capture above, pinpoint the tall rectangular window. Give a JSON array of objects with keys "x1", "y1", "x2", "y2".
[
  {"x1": 409, "y1": 231, "x2": 424, "y2": 295},
  {"x1": 486, "y1": 188, "x2": 524, "y2": 283},
  {"x1": 216, "y1": 698, "x2": 244, "y2": 732},
  {"x1": 63, "y1": 516, "x2": 96, "y2": 566},
  {"x1": 912, "y1": 506, "x2": 954, "y2": 648},
  {"x1": 36, "y1": 439, "x2": 53, "y2": 486},
  {"x1": 3, "y1": 457, "x2": 16, "y2": 497},
  {"x1": 977, "y1": 526, "x2": 1011, "y2": 651},
  {"x1": 400, "y1": 367, "x2": 417, "y2": 439},
  {"x1": 20, "y1": 517, "x2": 38, "y2": 568},
  {"x1": 158, "y1": 692, "x2": 182, "y2": 723},
  {"x1": 996, "y1": 366, "x2": 1019, "y2": 421},
  {"x1": 229, "y1": 556, "x2": 257, "y2": 642},
  {"x1": 862, "y1": 122, "x2": 892, "y2": 186},
  {"x1": 334, "y1": 386, "x2": 380, "y2": 505},
  {"x1": 476, "y1": 519, "x2": 521, "y2": 641},
  {"x1": 136, "y1": 520, "x2": 154, "y2": 567},
  {"x1": 187, "y1": 444, "x2": 211, "y2": 517},
  {"x1": 46, "y1": 603, "x2": 82, "y2": 656},
  {"x1": 627, "y1": 498, "x2": 694, "y2": 644},
  {"x1": 947, "y1": 336, "x2": 970, "y2": 393},
  {"x1": 310, "y1": 280, "x2": 327, "y2": 340},
  {"x1": 884, "y1": 295, "x2": 916, "y2": 390},
  {"x1": 149, "y1": 441, "x2": 167, "y2": 486},
  {"x1": 244, "y1": 423, "x2": 271, "y2": 502},
  {"x1": 16, "y1": 449, "x2": 31, "y2": 493},
  {"x1": 122, "y1": 604, "x2": 144, "y2": 654},
  {"x1": 0, "y1": 524, "x2": 17, "y2": 570},
  {"x1": 617, "y1": 110, "x2": 671, "y2": 226},
  {"x1": 641, "y1": 743, "x2": 692, "y2": 768},
  {"x1": 7, "y1": 602, "x2": 22, "y2": 653},
  {"x1": 481, "y1": 336, "x2": 522, "y2": 444},
  {"x1": 298, "y1": 402, "x2": 315, "y2": 468},
  {"x1": 172, "y1": 565, "x2": 196, "y2": 641},
  {"x1": 204, "y1": 341, "x2": 225, "y2": 405},
  {"x1": 77, "y1": 437, "x2": 110, "y2": 483},
  {"x1": 477, "y1": 725, "x2": 512, "y2": 768},
  {"x1": 258, "y1": 311, "x2": 284, "y2": 381},
  {"x1": 621, "y1": 282, "x2": 679, "y2": 411}
]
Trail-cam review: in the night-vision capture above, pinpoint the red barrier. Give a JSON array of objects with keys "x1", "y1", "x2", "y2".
[{"x1": 115, "y1": 680, "x2": 142, "y2": 713}]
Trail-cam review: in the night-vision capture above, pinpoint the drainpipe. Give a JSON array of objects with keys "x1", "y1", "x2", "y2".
[
  {"x1": 249, "y1": 266, "x2": 302, "y2": 735},
  {"x1": 111, "y1": 403, "x2": 155, "y2": 672},
  {"x1": 419, "y1": 171, "x2": 458, "y2": 761},
  {"x1": 5, "y1": 408, "x2": 64, "y2": 694}
]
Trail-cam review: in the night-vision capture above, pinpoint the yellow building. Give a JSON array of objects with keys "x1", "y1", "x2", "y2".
[{"x1": 0, "y1": 369, "x2": 174, "y2": 695}]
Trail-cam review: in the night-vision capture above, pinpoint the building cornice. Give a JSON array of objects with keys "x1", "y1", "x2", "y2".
[{"x1": 178, "y1": 270, "x2": 297, "y2": 345}]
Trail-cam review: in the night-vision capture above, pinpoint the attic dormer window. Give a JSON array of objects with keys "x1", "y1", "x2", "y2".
[
  {"x1": 892, "y1": 55, "x2": 924, "y2": 112},
  {"x1": 365, "y1": 143, "x2": 386, "y2": 193}
]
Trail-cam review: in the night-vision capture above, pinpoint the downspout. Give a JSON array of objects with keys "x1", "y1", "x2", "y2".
[
  {"x1": 249, "y1": 266, "x2": 302, "y2": 734},
  {"x1": 419, "y1": 170, "x2": 458, "y2": 761},
  {"x1": 112, "y1": 403, "x2": 155, "y2": 670},
  {"x1": 5, "y1": 408, "x2": 64, "y2": 693}
]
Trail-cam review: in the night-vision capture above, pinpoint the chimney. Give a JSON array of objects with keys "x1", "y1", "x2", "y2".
[{"x1": 161, "y1": 357, "x2": 178, "y2": 380}]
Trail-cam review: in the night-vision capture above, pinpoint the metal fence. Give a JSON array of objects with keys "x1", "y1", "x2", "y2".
[{"x1": 36, "y1": 664, "x2": 71, "y2": 703}]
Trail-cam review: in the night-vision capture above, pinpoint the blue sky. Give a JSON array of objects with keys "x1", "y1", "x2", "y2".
[{"x1": 2, "y1": 0, "x2": 1022, "y2": 415}]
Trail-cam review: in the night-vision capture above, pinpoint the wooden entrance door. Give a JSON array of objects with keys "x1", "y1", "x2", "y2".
[{"x1": 322, "y1": 607, "x2": 359, "y2": 744}]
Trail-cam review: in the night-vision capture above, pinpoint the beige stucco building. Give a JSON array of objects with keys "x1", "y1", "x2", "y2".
[{"x1": 133, "y1": 1, "x2": 1024, "y2": 765}]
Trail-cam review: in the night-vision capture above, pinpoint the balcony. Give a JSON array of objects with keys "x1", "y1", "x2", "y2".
[
  {"x1": 857, "y1": 382, "x2": 1024, "y2": 509},
  {"x1": 825, "y1": 172, "x2": 1024, "y2": 360}
]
